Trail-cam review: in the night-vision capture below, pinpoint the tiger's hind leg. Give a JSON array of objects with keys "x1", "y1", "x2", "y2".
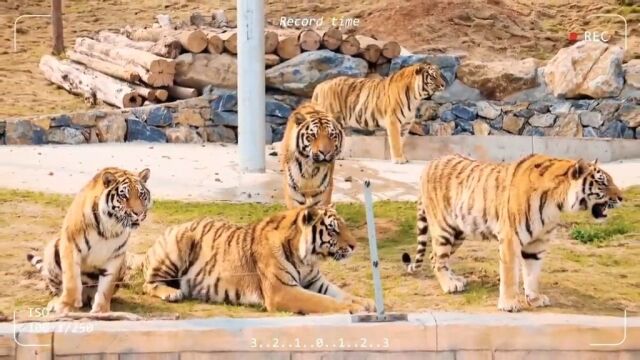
[
  {"x1": 402, "y1": 199, "x2": 429, "y2": 273},
  {"x1": 143, "y1": 282, "x2": 184, "y2": 302},
  {"x1": 431, "y1": 225, "x2": 467, "y2": 293}
]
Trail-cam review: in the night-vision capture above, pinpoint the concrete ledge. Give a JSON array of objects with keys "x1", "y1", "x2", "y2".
[
  {"x1": 346, "y1": 135, "x2": 640, "y2": 162},
  {"x1": 1, "y1": 312, "x2": 639, "y2": 358}
]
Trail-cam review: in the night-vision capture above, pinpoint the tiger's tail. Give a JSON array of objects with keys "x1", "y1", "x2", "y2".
[
  {"x1": 402, "y1": 198, "x2": 429, "y2": 273},
  {"x1": 26, "y1": 253, "x2": 45, "y2": 274}
]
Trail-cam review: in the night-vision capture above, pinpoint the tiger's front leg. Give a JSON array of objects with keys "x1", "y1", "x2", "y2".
[
  {"x1": 56, "y1": 232, "x2": 84, "y2": 313},
  {"x1": 305, "y1": 273, "x2": 375, "y2": 312},
  {"x1": 90, "y1": 255, "x2": 125, "y2": 313},
  {"x1": 497, "y1": 232, "x2": 522, "y2": 312},
  {"x1": 385, "y1": 116, "x2": 408, "y2": 164},
  {"x1": 521, "y1": 238, "x2": 551, "y2": 308}
]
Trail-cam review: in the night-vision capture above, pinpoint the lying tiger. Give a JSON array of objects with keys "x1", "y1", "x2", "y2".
[
  {"x1": 402, "y1": 154, "x2": 623, "y2": 312},
  {"x1": 281, "y1": 102, "x2": 344, "y2": 209},
  {"x1": 27, "y1": 167, "x2": 152, "y2": 313},
  {"x1": 142, "y1": 205, "x2": 374, "y2": 314},
  {"x1": 312, "y1": 63, "x2": 446, "y2": 164}
]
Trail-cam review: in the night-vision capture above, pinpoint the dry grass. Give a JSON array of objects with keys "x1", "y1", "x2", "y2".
[{"x1": 1, "y1": 187, "x2": 639, "y2": 319}]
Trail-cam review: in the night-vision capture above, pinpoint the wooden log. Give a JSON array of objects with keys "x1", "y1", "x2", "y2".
[
  {"x1": 339, "y1": 35, "x2": 360, "y2": 56},
  {"x1": 265, "y1": 31, "x2": 279, "y2": 54},
  {"x1": 174, "y1": 53, "x2": 237, "y2": 91},
  {"x1": 265, "y1": 54, "x2": 281, "y2": 67},
  {"x1": 166, "y1": 85, "x2": 198, "y2": 99},
  {"x1": 134, "y1": 86, "x2": 168, "y2": 102},
  {"x1": 298, "y1": 29, "x2": 321, "y2": 51},
  {"x1": 97, "y1": 31, "x2": 181, "y2": 59},
  {"x1": 219, "y1": 31, "x2": 238, "y2": 54},
  {"x1": 355, "y1": 35, "x2": 382, "y2": 64},
  {"x1": 320, "y1": 28, "x2": 342, "y2": 50},
  {"x1": 382, "y1": 40, "x2": 401, "y2": 59},
  {"x1": 67, "y1": 51, "x2": 140, "y2": 83},
  {"x1": 40, "y1": 55, "x2": 143, "y2": 108},
  {"x1": 204, "y1": 32, "x2": 224, "y2": 54},
  {"x1": 75, "y1": 37, "x2": 174, "y2": 87},
  {"x1": 376, "y1": 55, "x2": 389, "y2": 65},
  {"x1": 277, "y1": 35, "x2": 301, "y2": 60},
  {"x1": 128, "y1": 28, "x2": 207, "y2": 53}
]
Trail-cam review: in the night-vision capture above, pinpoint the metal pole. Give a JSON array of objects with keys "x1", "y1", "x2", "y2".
[
  {"x1": 363, "y1": 180, "x2": 385, "y2": 317},
  {"x1": 237, "y1": 0, "x2": 266, "y2": 173},
  {"x1": 51, "y1": 0, "x2": 64, "y2": 55}
]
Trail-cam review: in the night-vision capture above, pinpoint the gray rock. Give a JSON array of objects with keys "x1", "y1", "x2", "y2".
[
  {"x1": 32, "y1": 126, "x2": 47, "y2": 145},
  {"x1": 437, "y1": 103, "x2": 452, "y2": 118},
  {"x1": 205, "y1": 125, "x2": 236, "y2": 143},
  {"x1": 0, "y1": 121, "x2": 5, "y2": 136},
  {"x1": 416, "y1": 100, "x2": 439, "y2": 121},
  {"x1": 126, "y1": 118, "x2": 167, "y2": 142},
  {"x1": 265, "y1": 50, "x2": 368, "y2": 97},
  {"x1": 579, "y1": 111, "x2": 604, "y2": 128},
  {"x1": 272, "y1": 125, "x2": 285, "y2": 143},
  {"x1": 451, "y1": 104, "x2": 477, "y2": 121},
  {"x1": 265, "y1": 100, "x2": 292, "y2": 118},
  {"x1": 50, "y1": 114, "x2": 71, "y2": 127},
  {"x1": 145, "y1": 107, "x2": 173, "y2": 127},
  {"x1": 265, "y1": 123, "x2": 274, "y2": 145},
  {"x1": 472, "y1": 120, "x2": 491, "y2": 135},
  {"x1": 268, "y1": 93, "x2": 307, "y2": 109},
  {"x1": 637, "y1": 127, "x2": 640, "y2": 139},
  {"x1": 202, "y1": 85, "x2": 236, "y2": 98},
  {"x1": 528, "y1": 113, "x2": 557, "y2": 127},
  {"x1": 550, "y1": 113, "x2": 582, "y2": 137},
  {"x1": 502, "y1": 114, "x2": 526, "y2": 134},
  {"x1": 5, "y1": 120, "x2": 35, "y2": 145},
  {"x1": 454, "y1": 118, "x2": 473, "y2": 133},
  {"x1": 212, "y1": 111, "x2": 238, "y2": 126},
  {"x1": 523, "y1": 126, "x2": 545, "y2": 136},
  {"x1": 210, "y1": 93, "x2": 238, "y2": 112},
  {"x1": 440, "y1": 110, "x2": 456, "y2": 122},
  {"x1": 623, "y1": 127, "x2": 635, "y2": 139},
  {"x1": 266, "y1": 116, "x2": 288, "y2": 126},
  {"x1": 550, "y1": 102, "x2": 572, "y2": 115},
  {"x1": 165, "y1": 125, "x2": 204, "y2": 144},
  {"x1": 476, "y1": 101, "x2": 501, "y2": 119},
  {"x1": 617, "y1": 103, "x2": 640, "y2": 128},
  {"x1": 528, "y1": 102, "x2": 551, "y2": 113},
  {"x1": 583, "y1": 127, "x2": 598, "y2": 138},
  {"x1": 489, "y1": 114, "x2": 504, "y2": 130},
  {"x1": 431, "y1": 80, "x2": 484, "y2": 103},
  {"x1": 600, "y1": 120, "x2": 627, "y2": 138},
  {"x1": 595, "y1": 99, "x2": 621, "y2": 121},
  {"x1": 95, "y1": 114, "x2": 127, "y2": 142},
  {"x1": 47, "y1": 127, "x2": 86, "y2": 144},
  {"x1": 572, "y1": 99, "x2": 597, "y2": 111},
  {"x1": 514, "y1": 108, "x2": 534, "y2": 119},
  {"x1": 427, "y1": 121, "x2": 455, "y2": 136},
  {"x1": 457, "y1": 58, "x2": 540, "y2": 100},
  {"x1": 389, "y1": 54, "x2": 460, "y2": 85}
]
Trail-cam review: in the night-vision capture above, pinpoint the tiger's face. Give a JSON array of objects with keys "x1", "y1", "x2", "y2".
[
  {"x1": 293, "y1": 106, "x2": 343, "y2": 163},
  {"x1": 414, "y1": 63, "x2": 446, "y2": 99},
  {"x1": 102, "y1": 168, "x2": 152, "y2": 228},
  {"x1": 567, "y1": 160, "x2": 623, "y2": 219},
  {"x1": 299, "y1": 205, "x2": 356, "y2": 261}
]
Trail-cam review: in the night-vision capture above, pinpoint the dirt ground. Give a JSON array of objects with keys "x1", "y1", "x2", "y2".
[
  {"x1": 0, "y1": 0, "x2": 638, "y2": 118},
  {"x1": 1, "y1": 188, "x2": 638, "y2": 320}
]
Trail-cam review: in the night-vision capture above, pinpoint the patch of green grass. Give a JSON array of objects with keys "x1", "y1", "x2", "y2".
[
  {"x1": 0, "y1": 189, "x2": 71, "y2": 208},
  {"x1": 615, "y1": 5, "x2": 640, "y2": 15},
  {"x1": 570, "y1": 221, "x2": 632, "y2": 244}
]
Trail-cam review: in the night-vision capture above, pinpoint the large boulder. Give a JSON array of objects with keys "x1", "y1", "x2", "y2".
[
  {"x1": 165, "y1": 125, "x2": 204, "y2": 144},
  {"x1": 543, "y1": 41, "x2": 624, "y2": 98},
  {"x1": 389, "y1": 54, "x2": 460, "y2": 85},
  {"x1": 5, "y1": 120, "x2": 44, "y2": 145},
  {"x1": 175, "y1": 53, "x2": 237, "y2": 91},
  {"x1": 623, "y1": 59, "x2": 640, "y2": 88},
  {"x1": 550, "y1": 113, "x2": 582, "y2": 137},
  {"x1": 47, "y1": 127, "x2": 86, "y2": 144},
  {"x1": 618, "y1": 103, "x2": 640, "y2": 128},
  {"x1": 126, "y1": 118, "x2": 167, "y2": 142},
  {"x1": 265, "y1": 50, "x2": 368, "y2": 97},
  {"x1": 95, "y1": 113, "x2": 127, "y2": 142},
  {"x1": 456, "y1": 58, "x2": 540, "y2": 100}
]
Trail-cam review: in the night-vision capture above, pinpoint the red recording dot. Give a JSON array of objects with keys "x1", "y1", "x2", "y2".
[{"x1": 568, "y1": 32, "x2": 578, "y2": 41}]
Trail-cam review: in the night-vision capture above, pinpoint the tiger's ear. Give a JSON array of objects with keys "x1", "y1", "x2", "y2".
[
  {"x1": 138, "y1": 168, "x2": 151, "y2": 183},
  {"x1": 301, "y1": 207, "x2": 319, "y2": 226},
  {"x1": 570, "y1": 159, "x2": 588, "y2": 180},
  {"x1": 591, "y1": 159, "x2": 599, "y2": 166},
  {"x1": 102, "y1": 171, "x2": 117, "y2": 188},
  {"x1": 414, "y1": 65, "x2": 425, "y2": 75},
  {"x1": 293, "y1": 112, "x2": 307, "y2": 126}
]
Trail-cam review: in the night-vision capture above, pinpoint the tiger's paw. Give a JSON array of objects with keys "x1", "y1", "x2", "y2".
[
  {"x1": 437, "y1": 272, "x2": 467, "y2": 293},
  {"x1": 344, "y1": 301, "x2": 369, "y2": 314},
  {"x1": 392, "y1": 156, "x2": 409, "y2": 164},
  {"x1": 350, "y1": 296, "x2": 376, "y2": 312},
  {"x1": 90, "y1": 294, "x2": 111, "y2": 313},
  {"x1": 497, "y1": 296, "x2": 522, "y2": 312},
  {"x1": 161, "y1": 289, "x2": 184, "y2": 303},
  {"x1": 525, "y1": 293, "x2": 550, "y2": 308},
  {"x1": 50, "y1": 298, "x2": 76, "y2": 315}
]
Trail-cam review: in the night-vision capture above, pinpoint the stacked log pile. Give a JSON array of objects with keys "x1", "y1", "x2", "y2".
[{"x1": 40, "y1": 11, "x2": 412, "y2": 109}]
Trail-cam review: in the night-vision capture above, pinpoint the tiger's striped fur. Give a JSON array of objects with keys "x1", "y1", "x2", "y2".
[
  {"x1": 312, "y1": 63, "x2": 445, "y2": 164},
  {"x1": 142, "y1": 205, "x2": 374, "y2": 314},
  {"x1": 281, "y1": 102, "x2": 344, "y2": 209},
  {"x1": 402, "y1": 154, "x2": 622, "y2": 312},
  {"x1": 27, "y1": 167, "x2": 151, "y2": 313}
]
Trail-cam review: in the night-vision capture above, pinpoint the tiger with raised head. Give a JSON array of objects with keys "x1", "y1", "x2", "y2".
[
  {"x1": 402, "y1": 154, "x2": 623, "y2": 312},
  {"x1": 142, "y1": 205, "x2": 374, "y2": 314},
  {"x1": 281, "y1": 102, "x2": 344, "y2": 209},
  {"x1": 312, "y1": 63, "x2": 446, "y2": 164},
  {"x1": 27, "y1": 167, "x2": 151, "y2": 313}
]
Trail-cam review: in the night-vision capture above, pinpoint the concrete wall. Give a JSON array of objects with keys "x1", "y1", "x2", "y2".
[{"x1": 2, "y1": 312, "x2": 639, "y2": 359}]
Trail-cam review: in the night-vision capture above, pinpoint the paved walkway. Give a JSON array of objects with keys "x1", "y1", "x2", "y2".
[{"x1": 1, "y1": 143, "x2": 638, "y2": 202}]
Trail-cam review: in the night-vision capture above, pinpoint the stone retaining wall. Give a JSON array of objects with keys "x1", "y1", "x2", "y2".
[{"x1": 2, "y1": 312, "x2": 639, "y2": 359}]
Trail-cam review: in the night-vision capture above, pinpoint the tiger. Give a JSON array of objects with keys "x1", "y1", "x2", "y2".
[
  {"x1": 280, "y1": 102, "x2": 344, "y2": 209},
  {"x1": 311, "y1": 63, "x2": 446, "y2": 164},
  {"x1": 142, "y1": 204, "x2": 374, "y2": 314},
  {"x1": 27, "y1": 167, "x2": 151, "y2": 314},
  {"x1": 401, "y1": 154, "x2": 623, "y2": 312}
]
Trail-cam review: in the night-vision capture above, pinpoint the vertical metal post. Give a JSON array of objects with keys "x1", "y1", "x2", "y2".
[
  {"x1": 237, "y1": 0, "x2": 266, "y2": 172},
  {"x1": 363, "y1": 180, "x2": 385, "y2": 317},
  {"x1": 51, "y1": 0, "x2": 64, "y2": 55}
]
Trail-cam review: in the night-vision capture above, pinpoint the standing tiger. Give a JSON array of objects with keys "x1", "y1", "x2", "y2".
[
  {"x1": 402, "y1": 154, "x2": 623, "y2": 312},
  {"x1": 280, "y1": 102, "x2": 344, "y2": 209},
  {"x1": 142, "y1": 205, "x2": 374, "y2": 314},
  {"x1": 27, "y1": 167, "x2": 151, "y2": 313},
  {"x1": 312, "y1": 63, "x2": 445, "y2": 164}
]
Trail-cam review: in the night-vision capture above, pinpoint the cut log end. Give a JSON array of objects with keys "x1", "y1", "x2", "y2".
[
  {"x1": 339, "y1": 35, "x2": 360, "y2": 56},
  {"x1": 382, "y1": 41, "x2": 401, "y2": 59},
  {"x1": 361, "y1": 44, "x2": 382, "y2": 64},
  {"x1": 277, "y1": 36, "x2": 301, "y2": 60},
  {"x1": 265, "y1": 31, "x2": 279, "y2": 54},
  {"x1": 322, "y1": 28, "x2": 343, "y2": 50},
  {"x1": 298, "y1": 29, "x2": 321, "y2": 52},
  {"x1": 178, "y1": 29, "x2": 208, "y2": 53},
  {"x1": 207, "y1": 34, "x2": 224, "y2": 54}
]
